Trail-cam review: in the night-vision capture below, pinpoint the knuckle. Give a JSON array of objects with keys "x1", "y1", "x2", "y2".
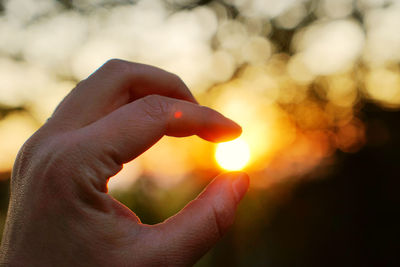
[
  {"x1": 104, "y1": 58, "x2": 124, "y2": 67},
  {"x1": 13, "y1": 135, "x2": 66, "y2": 188},
  {"x1": 140, "y1": 95, "x2": 172, "y2": 120},
  {"x1": 200, "y1": 105, "x2": 215, "y2": 116},
  {"x1": 13, "y1": 133, "x2": 101, "y2": 209},
  {"x1": 14, "y1": 129, "x2": 54, "y2": 170},
  {"x1": 15, "y1": 132, "x2": 79, "y2": 182},
  {"x1": 12, "y1": 128, "x2": 118, "y2": 207},
  {"x1": 35, "y1": 136, "x2": 75, "y2": 177},
  {"x1": 97, "y1": 141, "x2": 124, "y2": 176},
  {"x1": 103, "y1": 58, "x2": 131, "y2": 73}
]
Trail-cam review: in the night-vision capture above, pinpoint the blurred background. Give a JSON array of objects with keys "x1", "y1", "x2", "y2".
[{"x1": 1, "y1": 0, "x2": 400, "y2": 265}]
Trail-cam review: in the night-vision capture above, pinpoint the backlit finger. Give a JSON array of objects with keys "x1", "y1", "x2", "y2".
[{"x1": 50, "y1": 59, "x2": 197, "y2": 129}]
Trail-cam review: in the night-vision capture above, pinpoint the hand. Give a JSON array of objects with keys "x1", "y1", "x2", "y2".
[{"x1": 0, "y1": 59, "x2": 249, "y2": 266}]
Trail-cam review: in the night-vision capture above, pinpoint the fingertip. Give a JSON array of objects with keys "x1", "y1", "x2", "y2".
[
  {"x1": 198, "y1": 130, "x2": 240, "y2": 143},
  {"x1": 198, "y1": 111, "x2": 243, "y2": 142},
  {"x1": 224, "y1": 117, "x2": 242, "y2": 135},
  {"x1": 230, "y1": 172, "x2": 249, "y2": 203},
  {"x1": 211, "y1": 172, "x2": 249, "y2": 203},
  {"x1": 214, "y1": 113, "x2": 242, "y2": 141},
  {"x1": 217, "y1": 120, "x2": 242, "y2": 142}
]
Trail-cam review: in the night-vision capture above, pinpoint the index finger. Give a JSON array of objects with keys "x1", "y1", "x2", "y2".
[
  {"x1": 51, "y1": 59, "x2": 198, "y2": 130},
  {"x1": 81, "y1": 95, "x2": 241, "y2": 168}
]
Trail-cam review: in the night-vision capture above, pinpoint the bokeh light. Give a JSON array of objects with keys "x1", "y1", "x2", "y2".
[
  {"x1": 1, "y1": 2, "x2": 400, "y2": 260},
  {"x1": 0, "y1": 0, "x2": 398, "y2": 186},
  {"x1": 0, "y1": 0, "x2": 398, "y2": 187}
]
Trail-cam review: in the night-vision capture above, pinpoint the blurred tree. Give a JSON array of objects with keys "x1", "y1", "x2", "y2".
[{"x1": 0, "y1": 105, "x2": 25, "y2": 120}]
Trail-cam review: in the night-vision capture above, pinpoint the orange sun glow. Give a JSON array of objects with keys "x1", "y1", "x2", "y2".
[{"x1": 215, "y1": 138, "x2": 251, "y2": 171}]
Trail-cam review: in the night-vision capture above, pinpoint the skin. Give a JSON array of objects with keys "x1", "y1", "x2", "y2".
[{"x1": 0, "y1": 59, "x2": 249, "y2": 266}]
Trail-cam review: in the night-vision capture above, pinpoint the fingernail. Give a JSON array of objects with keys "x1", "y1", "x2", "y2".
[{"x1": 231, "y1": 172, "x2": 249, "y2": 203}]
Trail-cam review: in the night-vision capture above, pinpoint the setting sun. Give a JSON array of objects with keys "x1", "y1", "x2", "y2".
[{"x1": 215, "y1": 138, "x2": 251, "y2": 171}]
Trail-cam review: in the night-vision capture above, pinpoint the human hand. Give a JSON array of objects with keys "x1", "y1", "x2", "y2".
[{"x1": 0, "y1": 59, "x2": 249, "y2": 266}]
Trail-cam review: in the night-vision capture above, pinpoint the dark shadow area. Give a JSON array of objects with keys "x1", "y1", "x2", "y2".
[
  {"x1": 196, "y1": 103, "x2": 400, "y2": 266},
  {"x1": 0, "y1": 104, "x2": 399, "y2": 266}
]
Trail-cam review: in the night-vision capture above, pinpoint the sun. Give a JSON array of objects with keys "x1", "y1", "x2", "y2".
[{"x1": 215, "y1": 138, "x2": 251, "y2": 171}]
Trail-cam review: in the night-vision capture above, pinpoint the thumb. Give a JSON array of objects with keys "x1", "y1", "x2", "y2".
[{"x1": 153, "y1": 172, "x2": 249, "y2": 266}]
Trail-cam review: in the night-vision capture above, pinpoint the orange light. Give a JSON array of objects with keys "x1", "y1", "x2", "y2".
[
  {"x1": 215, "y1": 138, "x2": 251, "y2": 171},
  {"x1": 174, "y1": 111, "x2": 182, "y2": 118}
]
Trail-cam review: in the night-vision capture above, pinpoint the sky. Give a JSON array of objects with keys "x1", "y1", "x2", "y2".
[{"x1": 0, "y1": 0, "x2": 400, "y2": 190}]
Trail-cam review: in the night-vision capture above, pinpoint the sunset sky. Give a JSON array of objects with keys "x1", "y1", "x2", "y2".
[
  {"x1": 1, "y1": 0, "x2": 400, "y2": 191},
  {"x1": 1, "y1": 1, "x2": 400, "y2": 265}
]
